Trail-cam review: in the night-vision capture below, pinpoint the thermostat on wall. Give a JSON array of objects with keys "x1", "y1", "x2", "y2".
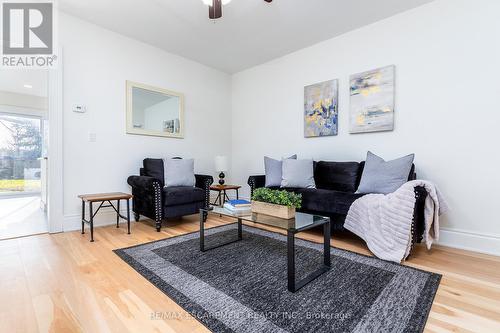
[{"x1": 73, "y1": 105, "x2": 86, "y2": 113}]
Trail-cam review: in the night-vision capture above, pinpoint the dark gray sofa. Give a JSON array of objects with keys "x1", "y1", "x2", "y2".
[{"x1": 248, "y1": 161, "x2": 427, "y2": 247}]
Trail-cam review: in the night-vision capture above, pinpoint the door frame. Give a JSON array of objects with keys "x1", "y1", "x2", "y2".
[{"x1": 47, "y1": 49, "x2": 64, "y2": 233}]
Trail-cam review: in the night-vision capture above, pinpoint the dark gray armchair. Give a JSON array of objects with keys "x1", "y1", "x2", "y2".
[{"x1": 127, "y1": 158, "x2": 213, "y2": 232}]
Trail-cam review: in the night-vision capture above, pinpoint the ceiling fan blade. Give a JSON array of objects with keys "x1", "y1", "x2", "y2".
[{"x1": 209, "y1": 0, "x2": 222, "y2": 19}]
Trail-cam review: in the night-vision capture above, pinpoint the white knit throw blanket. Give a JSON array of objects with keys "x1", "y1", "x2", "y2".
[{"x1": 344, "y1": 180, "x2": 449, "y2": 263}]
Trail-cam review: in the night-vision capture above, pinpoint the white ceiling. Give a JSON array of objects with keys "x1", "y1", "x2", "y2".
[
  {"x1": 58, "y1": 0, "x2": 435, "y2": 73},
  {"x1": 0, "y1": 69, "x2": 48, "y2": 97}
]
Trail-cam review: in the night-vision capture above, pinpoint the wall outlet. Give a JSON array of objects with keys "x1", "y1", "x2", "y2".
[{"x1": 88, "y1": 132, "x2": 97, "y2": 142}]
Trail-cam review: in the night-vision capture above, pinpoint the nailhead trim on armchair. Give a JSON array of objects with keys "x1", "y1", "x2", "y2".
[
  {"x1": 249, "y1": 179, "x2": 255, "y2": 198},
  {"x1": 203, "y1": 178, "x2": 213, "y2": 222},
  {"x1": 153, "y1": 181, "x2": 162, "y2": 230},
  {"x1": 205, "y1": 179, "x2": 211, "y2": 208}
]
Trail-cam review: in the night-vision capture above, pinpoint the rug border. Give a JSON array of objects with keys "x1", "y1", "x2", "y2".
[
  {"x1": 413, "y1": 273, "x2": 442, "y2": 333},
  {"x1": 113, "y1": 224, "x2": 442, "y2": 332}
]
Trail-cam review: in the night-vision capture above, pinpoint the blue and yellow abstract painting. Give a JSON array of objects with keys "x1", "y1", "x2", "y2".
[
  {"x1": 304, "y1": 79, "x2": 338, "y2": 138},
  {"x1": 350, "y1": 65, "x2": 395, "y2": 134}
]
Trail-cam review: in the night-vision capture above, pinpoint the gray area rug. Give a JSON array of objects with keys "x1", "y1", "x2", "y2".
[{"x1": 114, "y1": 224, "x2": 440, "y2": 333}]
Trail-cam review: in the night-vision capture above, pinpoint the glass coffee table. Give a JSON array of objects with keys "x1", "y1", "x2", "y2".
[{"x1": 199, "y1": 206, "x2": 331, "y2": 292}]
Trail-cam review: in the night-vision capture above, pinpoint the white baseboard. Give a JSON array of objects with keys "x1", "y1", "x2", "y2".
[
  {"x1": 64, "y1": 207, "x2": 135, "y2": 232},
  {"x1": 437, "y1": 228, "x2": 500, "y2": 257}
]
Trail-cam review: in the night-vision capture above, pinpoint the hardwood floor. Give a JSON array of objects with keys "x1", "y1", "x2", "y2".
[{"x1": 1, "y1": 215, "x2": 499, "y2": 333}]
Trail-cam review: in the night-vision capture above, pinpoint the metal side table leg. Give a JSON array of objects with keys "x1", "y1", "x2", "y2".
[
  {"x1": 81, "y1": 200, "x2": 85, "y2": 234},
  {"x1": 89, "y1": 201, "x2": 94, "y2": 242},
  {"x1": 116, "y1": 199, "x2": 120, "y2": 228},
  {"x1": 127, "y1": 199, "x2": 131, "y2": 234}
]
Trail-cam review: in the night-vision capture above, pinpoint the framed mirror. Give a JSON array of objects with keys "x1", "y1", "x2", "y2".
[{"x1": 126, "y1": 81, "x2": 184, "y2": 138}]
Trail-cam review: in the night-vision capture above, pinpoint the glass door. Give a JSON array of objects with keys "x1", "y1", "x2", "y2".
[
  {"x1": 0, "y1": 113, "x2": 48, "y2": 239},
  {"x1": 0, "y1": 113, "x2": 43, "y2": 196}
]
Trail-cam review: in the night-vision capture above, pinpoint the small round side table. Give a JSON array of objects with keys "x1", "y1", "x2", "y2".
[{"x1": 210, "y1": 184, "x2": 241, "y2": 206}]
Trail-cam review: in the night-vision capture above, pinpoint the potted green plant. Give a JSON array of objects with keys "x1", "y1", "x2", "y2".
[{"x1": 251, "y1": 188, "x2": 302, "y2": 219}]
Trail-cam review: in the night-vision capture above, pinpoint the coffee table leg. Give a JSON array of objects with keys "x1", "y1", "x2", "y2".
[
  {"x1": 199, "y1": 210, "x2": 205, "y2": 252},
  {"x1": 81, "y1": 200, "x2": 85, "y2": 234},
  {"x1": 287, "y1": 230, "x2": 296, "y2": 292},
  {"x1": 238, "y1": 218, "x2": 242, "y2": 240},
  {"x1": 127, "y1": 199, "x2": 131, "y2": 234},
  {"x1": 89, "y1": 202, "x2": 94, "y2": 242},
  {"x1": 324, "y1": 220, "x2": 331, "y2": 266},
  {"x1": 286, "y1": 222, "x2": 330, "y2": 293}
]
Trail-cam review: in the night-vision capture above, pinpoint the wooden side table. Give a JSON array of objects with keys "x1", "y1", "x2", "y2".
[
  {"x1": 210, "y1": 185, "x2": 241, "y2": 206},
  {"x1": 78, "y1": 192, "x2": 133, "y2": 242}
]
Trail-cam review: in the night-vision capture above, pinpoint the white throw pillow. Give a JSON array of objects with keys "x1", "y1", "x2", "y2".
[
  {"x1": 281, "y1": 159, "x2": 316, "y2": 189},
  {"x1": 356, "y1": 151, "x2": 414, "y2": 194},
  {"x1": 164, "y1": 158, "x2": 195, "y2": 187},
  {"x1": 264, "y1": 154, "x2": 297, "y2": 187}
]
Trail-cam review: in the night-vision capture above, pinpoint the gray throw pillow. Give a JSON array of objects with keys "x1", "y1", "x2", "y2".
[
  {"x1": 264, "y1": 155, "x2": 297, "y2": 187},
  {"x1": 281, "y1": 159, "x2": 316, "y2": 189},
  {"x1": 356, "y1": 151, "x2": 415, "y2": 194},
  {"x1": 164, "y1": 158, "x2": 195, "y2": 187}
]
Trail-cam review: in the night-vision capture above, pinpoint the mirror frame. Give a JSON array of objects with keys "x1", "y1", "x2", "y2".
[{"x1": 126, "y1": 80, "x2": 185, "y2": 139}]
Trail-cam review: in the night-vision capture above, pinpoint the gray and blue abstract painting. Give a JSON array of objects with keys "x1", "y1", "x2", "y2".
[{"x1": 304, "y1": 79, "x2": 338, "y2": 138}]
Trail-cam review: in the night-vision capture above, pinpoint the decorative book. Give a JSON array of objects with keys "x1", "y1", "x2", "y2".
[{"x1": 227, "y1": 199, "x2": 251, "y2": 207}]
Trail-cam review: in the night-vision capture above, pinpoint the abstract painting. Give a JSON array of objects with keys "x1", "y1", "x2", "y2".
[
  {"x1": 350, "y1": 65, "x2": 395, "y2": 134},
  {"x1": 304, "y1": 79, "x2": 338, "y2": 138}
]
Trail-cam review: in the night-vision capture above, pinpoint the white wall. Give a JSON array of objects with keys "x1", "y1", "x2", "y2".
[
  {"x1": 60, "y1": 13, "x2": 232, "y2": 227},
  {"x1": 231, "y1": 0, "x2": 500, "y2": 254}
]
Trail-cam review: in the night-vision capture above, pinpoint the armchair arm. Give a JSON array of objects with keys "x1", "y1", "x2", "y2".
[
  {"x1": 128, "y1": 175, "x2": 160, "y2": 189},
  {"x1": 127, "y1": 175, "x2": 163, "y2": 227},
  {"x1": 195, "y1": 174, "x2": 214, "y2": 209},
  {"x1": 247, "y1": 175, "x2": 266, "y2": 198}
]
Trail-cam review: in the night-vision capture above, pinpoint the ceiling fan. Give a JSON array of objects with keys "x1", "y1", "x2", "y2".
[{"x1": 202, "y1": 0, "x2": 273, "y2": 20}]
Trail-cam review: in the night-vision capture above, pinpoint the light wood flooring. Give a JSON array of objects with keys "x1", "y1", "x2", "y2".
[{"x1": 1, "y1": 215, "x2": 499, "y2": 333}]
